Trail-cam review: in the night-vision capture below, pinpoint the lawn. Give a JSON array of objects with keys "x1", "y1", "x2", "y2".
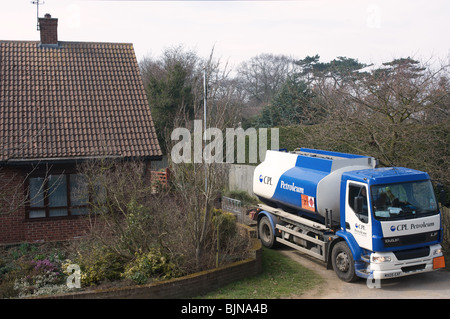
[{"x1": 197, "y1": 247, "x2": 323, "y2": 299}]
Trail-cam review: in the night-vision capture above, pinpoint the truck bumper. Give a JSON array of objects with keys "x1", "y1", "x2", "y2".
[{"x1": 369, "y1": 244, "x2": 445, "y2": 280}]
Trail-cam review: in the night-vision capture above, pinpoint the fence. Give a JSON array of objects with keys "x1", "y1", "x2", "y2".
[
  {"x1": 222, "y1": 196, "x2": 244, "y2": 223},
  {"x1": 151, "y1": 169, "x2": 168, "y2": 184},
  {"x1": 150, "y1": 168, "x2": 170, "y2": 192},
  {"x1": 228, "y1": 164, "x2": 255, "y2": 196}
]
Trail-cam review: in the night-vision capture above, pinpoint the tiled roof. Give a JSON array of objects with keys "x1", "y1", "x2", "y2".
[{"x1": 0, "y1": 41, "x2": 162, "y2": 162}]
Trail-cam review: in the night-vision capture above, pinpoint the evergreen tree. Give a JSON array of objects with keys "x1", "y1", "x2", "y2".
[
  {"x1": 257, "y1": 75, "x2": 315, "y2": 127},
  {"x1": 146, "y1": 61, "x2": 195, "y2": 152}
]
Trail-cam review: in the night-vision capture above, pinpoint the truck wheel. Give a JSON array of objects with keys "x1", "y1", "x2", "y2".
[
  {"x1": 331, "y1": 241, "x2": 358, "y2": 282},
  {"x1": 258, "y1": 216, "x2": 277, "y2": 249}
]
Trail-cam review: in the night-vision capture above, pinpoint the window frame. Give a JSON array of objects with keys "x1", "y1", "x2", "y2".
[
  {"x1": 347, "y1": 182, "x2": 370, "y2": 224},
  {"x1": 25, "y1": 170, "x2": 89, "y2": 220}
]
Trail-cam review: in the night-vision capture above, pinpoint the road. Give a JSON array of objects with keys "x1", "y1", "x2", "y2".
[{"x1": 280, "y1": 248, "x2": 450, "y2": 299}]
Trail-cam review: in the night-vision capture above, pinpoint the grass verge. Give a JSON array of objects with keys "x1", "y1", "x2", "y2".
[{"x1": 197, "y1": 247, "x2": 323, "y2": 299}]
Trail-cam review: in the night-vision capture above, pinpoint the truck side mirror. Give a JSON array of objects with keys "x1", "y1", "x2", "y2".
[{"x1": 354, "y1": 196, "x2": 364, "y2": 214}]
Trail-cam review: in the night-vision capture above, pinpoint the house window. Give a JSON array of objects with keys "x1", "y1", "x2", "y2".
[{"x1": 27, "y1": 173, "x2": 89, "y2": 219}]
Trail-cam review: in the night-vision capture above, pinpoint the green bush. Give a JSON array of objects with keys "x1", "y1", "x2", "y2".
[
  {"x1": 76, "y1": 248, "x2": 124, "y2": 286},
  {"x1": 212, "y1": 208, "x2": 239, "y2": 250},
  {"x1": 122, "y1": 248, "x2": 180, "y2": 284}
]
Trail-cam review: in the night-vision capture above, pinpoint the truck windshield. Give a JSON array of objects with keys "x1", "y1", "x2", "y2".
[{"x1": 371, "y1": 180, "x2": 438, "y2": 221}]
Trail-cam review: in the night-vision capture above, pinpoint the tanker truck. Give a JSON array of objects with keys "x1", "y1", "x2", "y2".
[{"x1": 251, "y1": 148, "x2": 446, "y2": 282}]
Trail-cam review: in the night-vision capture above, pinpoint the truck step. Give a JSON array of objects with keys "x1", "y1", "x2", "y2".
[
  {"x1": 276, "y1": 237, "x2": 326, "y2": 261},
  {"x1": 355, "y1": 268, "x2": 371, "y2": 279}
]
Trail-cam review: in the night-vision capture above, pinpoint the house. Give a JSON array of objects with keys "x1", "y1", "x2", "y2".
[{"x1": 0, "y1": 14, "x2": 162, "y2": 244}]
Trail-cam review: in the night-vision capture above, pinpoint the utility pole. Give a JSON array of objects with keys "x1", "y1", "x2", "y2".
[
  {"x1": 203, "y1": 67, "x2": 208, "y2": 194},
  {"x1": 203, "y1": 67, "x2": 218, "y2": 268}
]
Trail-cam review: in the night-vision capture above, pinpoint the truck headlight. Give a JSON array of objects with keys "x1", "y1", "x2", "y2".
[
  {"x1": 433, "y1": 248, "x2": 442, "y2": 255},
  {"x1": 372, "y1": 256, "x2": 392, "y2": 263}
]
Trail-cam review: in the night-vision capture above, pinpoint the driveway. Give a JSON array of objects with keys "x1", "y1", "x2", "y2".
[{"x1": 280, "y1": 248, "x2": 450, "y2": 299}]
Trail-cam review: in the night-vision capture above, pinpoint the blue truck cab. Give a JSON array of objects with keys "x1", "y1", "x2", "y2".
[{"x1": 339, "y1": 167, "x2": 443, "y2": 280}]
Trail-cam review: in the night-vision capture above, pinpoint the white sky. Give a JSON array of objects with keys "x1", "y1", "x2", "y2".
[{"x1": 2, "y1": 0, "x2": 449, "y2": 68}]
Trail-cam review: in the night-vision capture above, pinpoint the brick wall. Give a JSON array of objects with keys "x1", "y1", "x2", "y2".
[
  {"x1": 22, "y1": 216, "x2": 90, "y2": 243},
  {"x1": 0, "y1": 160, "x2": 158, "y2": 245},
  {"x1": 0, "y1": 167, "x2": 26, "y2": 243},
  {"x1": 0, "y1": 166, "x2": 89, "y2": 245}
]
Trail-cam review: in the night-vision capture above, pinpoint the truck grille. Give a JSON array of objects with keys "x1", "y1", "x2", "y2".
[
  {"x1": 401, "y1": 264, "x2": 426, "y2": 273},
  {"x1": 393, "y1": 247, "x2": 430, "y2": 260},
  {"x1": 383, "y1": 231, "x2": 439, "y2": 248}
]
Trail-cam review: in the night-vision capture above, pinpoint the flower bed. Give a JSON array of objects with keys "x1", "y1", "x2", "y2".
[{"x1": 1, "y1": 224, "x2": 259, "y2": 299}]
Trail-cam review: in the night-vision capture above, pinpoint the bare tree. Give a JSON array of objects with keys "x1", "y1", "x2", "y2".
[
  {"x1": 237, "y1": 53, "x2": 297, "y2": 108},
  {"x1": 337, "y1": 58, "x2": 448, "y2": 164},
  {"x1": 167, "y1": 48, "x2": 239, "y2": 269},
  {"x1": 0, "y1": 167, "x2": 30, "y2": 216},
  {"x1": 302, "y1": 57, "x2": 449, "y2": 192}
]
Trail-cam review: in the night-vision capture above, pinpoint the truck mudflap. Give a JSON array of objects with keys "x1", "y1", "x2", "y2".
[{"x1": 367, "y1": 244, "x2": 445, "y2": 280}]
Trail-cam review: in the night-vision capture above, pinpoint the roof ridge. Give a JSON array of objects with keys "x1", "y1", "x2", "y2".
[{"x1": 0, "y1": 40, "x2": 134, "y2": 46}]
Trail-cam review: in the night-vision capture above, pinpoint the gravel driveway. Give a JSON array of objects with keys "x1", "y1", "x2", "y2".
[{"x1": 281, "y1": 248, "x2": 450, "y2": 299}]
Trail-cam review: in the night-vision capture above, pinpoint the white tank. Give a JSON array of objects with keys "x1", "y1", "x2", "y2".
[{"x1": 253, "y1": 148, "x2": 376, "y2": 222}]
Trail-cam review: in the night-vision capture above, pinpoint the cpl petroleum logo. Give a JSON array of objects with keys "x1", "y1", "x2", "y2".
[
  {"x1": 390, "y1": 221, "x2": 435, "y2": 232},
  {"x1": 390, "y1": 225, "x2": 408, "y2": 231},
  {"x1": 259, "y1": 175, "x2": 273, "y2": 185}
]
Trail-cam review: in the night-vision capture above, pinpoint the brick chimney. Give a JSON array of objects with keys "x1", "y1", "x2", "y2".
[{"x1": 38, "y1": 13, "x2": 58, "y2": 46}]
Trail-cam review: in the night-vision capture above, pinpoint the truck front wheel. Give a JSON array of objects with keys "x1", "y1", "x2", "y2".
[
  {"x1": 331, "y1": 241, "x2": 358, "y2": 282},
  {"x1": 258, "y1": 216, "x2": 277, "y2": 249}
]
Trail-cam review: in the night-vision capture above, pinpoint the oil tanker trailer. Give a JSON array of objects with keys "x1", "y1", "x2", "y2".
[{"x1": 251, "y1": 148, "x2": 446, "y2": 282}]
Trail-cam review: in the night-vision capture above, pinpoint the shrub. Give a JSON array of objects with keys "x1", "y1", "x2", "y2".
[
  {"x1": 122, "y1": 248, "x2": 180, "y2": 284},
  {"x1": 0, "y1": 276, "x2": 17, "y2": 298},
  {"x1": 75, "y1": 247, "x2": 125, "y2": 286},
  {"x1": 212, "y1": 209, "x2": 238, "y2": 245},
  {"x1": 13, "y1": 258, "x2": 66, "y2": 298},
  {"x1": 32, "y1": 259, "x2": 59, "y2": 274}
]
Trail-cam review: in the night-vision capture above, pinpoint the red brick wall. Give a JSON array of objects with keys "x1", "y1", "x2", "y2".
[
  {"x1": 0, "y1": 166, "x2": 89, "y2": 245},
  {"x1": 0, "y1": 167, "x2": 26, "y2": 243},
  {"x1": 22, "y1": 216, "x2": 90, "y2": 243}
]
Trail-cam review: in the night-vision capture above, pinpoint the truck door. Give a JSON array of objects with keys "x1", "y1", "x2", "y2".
[{"x1": 345, "y1": 181, "x2": 372, "y2": 251}]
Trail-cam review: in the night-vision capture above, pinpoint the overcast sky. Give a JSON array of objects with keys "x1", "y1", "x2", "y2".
[{"x1": 2, "y1": 0, "x2": 449, "y2": 68}]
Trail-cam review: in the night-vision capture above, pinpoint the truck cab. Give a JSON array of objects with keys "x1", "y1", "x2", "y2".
[{"x1": 340, "y1": 167, "x2": 443, "y2": 280}]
